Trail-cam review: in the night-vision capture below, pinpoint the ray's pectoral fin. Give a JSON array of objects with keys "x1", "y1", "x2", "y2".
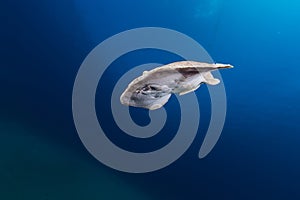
[
  {"x1": 203, "y1": 72, "x2": 220, "y2": 85},
  {"x1": 148, "y1": 93, "x2": 171, "y2": 110},
  {"x1": 178, "y1": 85, "x2": 202, "y2": 96},
  {"x1": 177, "y1": 72, "x2": 220, "y2": 95}
]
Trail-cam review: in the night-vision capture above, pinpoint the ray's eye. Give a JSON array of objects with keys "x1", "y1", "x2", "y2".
[
  {"x1": 140, "y1": 84, "x2": 157, "y2": 92},
  {"x1": 135, "y1": 84, "x2": 160, "y2": 95},
  {"x1": 149, "y1": 85, "x2": 158, "y2": 91},
  {"x1": 142, "y1": 86, "x2": 150, "y2": 91}
]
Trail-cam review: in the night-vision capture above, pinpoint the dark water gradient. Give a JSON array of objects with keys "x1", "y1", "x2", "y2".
[{"x1": 1, "y1": 0, "x2": 300, "y2": 199}]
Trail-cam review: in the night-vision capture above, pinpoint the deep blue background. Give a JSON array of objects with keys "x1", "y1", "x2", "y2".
[{"x1": 1, "y1": 0, "x2": 300, "y2": 199}]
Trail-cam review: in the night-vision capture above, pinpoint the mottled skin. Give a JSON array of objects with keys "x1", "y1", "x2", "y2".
[{"x1": 120, "y1": 61, "x2": 233, "y2": 110}]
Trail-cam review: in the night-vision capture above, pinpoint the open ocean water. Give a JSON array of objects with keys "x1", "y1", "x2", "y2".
[{"x1": 1, "y1": 0, "x2": 300, "y2": 199}]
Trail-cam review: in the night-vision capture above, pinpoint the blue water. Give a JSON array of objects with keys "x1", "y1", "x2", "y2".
[{"x1": 1, "y1": 0, "x2": 300, "y2": 199}]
